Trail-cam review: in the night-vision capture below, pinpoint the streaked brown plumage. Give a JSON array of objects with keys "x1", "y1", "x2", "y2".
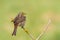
[{"x1": 11, "y1": 12, "x2": 26, "y2": 36}]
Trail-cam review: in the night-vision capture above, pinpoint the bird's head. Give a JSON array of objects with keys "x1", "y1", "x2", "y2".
[
  {"x1": 22, "y1": 12, "x2": 26, "y2": 15},
  {"x1": 18, "y1": 12, "x2": 26, "y2": 17},
  {"x1": 21, "y1": 12, "x2": 26, "y2": 16}
]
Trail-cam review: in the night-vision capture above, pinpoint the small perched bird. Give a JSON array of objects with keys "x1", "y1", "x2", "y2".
[{"x1": 11, "y1": 12, "x2": 26, "y2": 36}]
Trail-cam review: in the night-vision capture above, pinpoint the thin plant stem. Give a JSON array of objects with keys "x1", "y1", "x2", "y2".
[
  {"x1": 36, "y1": 19, "x2": 51, "y2": 40},
  {"x1": 22, "y1": 27, "x2": 35, "y2": 40}
]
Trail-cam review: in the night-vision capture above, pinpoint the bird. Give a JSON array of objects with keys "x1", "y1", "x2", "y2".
[{"x1": 11, "y1": 12, "x2": 26, "y2": 36}]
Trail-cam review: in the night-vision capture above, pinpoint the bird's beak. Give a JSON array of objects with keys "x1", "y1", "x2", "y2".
[
  {"x1": 11, "y1": 18, "x2": 14, "y2": 22},
  {"x1": 11, "y1": 20, "x2": 14, "y2": 22}
]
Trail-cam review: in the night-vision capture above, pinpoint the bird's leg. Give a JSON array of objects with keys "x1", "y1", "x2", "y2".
[
  {"x1": 12, "y1": 25, "x2": 18, "y2": 36},
  {"x1": 21, "y1": 21, "x2": 25, "y2": 28}
]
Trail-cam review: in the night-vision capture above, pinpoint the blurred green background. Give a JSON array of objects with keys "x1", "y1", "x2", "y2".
[{"x1": 0, "y1": 0, "x2": 60, "y2": 40}]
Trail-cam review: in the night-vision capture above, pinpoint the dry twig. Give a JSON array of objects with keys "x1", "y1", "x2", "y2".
[
  {"x1": 22, "y1": 27, "x2": 35, "y2": 40},
  {"x1": 36, "y1": 19, "x2": 51, "y2": 40}
]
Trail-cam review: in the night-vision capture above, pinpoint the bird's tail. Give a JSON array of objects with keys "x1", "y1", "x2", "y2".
[{"x1": 12, "y1": 26, "x2": 17, "y2": 36}]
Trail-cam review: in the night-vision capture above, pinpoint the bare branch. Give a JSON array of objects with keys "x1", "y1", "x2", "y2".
[
  {"x1": 22, "y1": 28, "x2": 35, "y2": 40},
  {"x1": 36, "y1": 19, "x2": 51, "y2": 40}
]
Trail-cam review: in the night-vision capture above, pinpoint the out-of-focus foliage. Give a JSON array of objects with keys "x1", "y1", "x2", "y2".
[{"x1": 0, "y1": 0, "x2": 60, "y2": 40}]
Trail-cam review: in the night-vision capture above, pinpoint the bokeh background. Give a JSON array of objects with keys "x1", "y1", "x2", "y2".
[{"x1": 0, "y1": 0, "x2": 60, "y2": 40}]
